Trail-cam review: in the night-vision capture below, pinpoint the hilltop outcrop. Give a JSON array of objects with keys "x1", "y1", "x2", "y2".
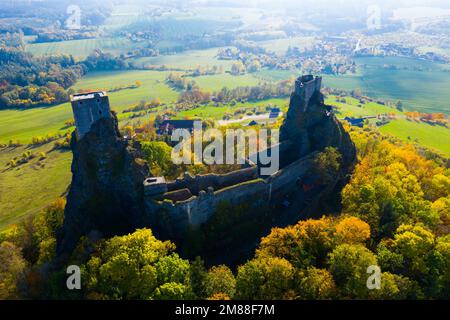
[
  {"x1": 280, "y1": 75, "x2": 356, "y2": 171},
  {"x1": 57, "y1": 112, "x2": 149, "y2": 256},
  {"x1": 57, "y1": 75, "x2": 356, "y2": 264}
]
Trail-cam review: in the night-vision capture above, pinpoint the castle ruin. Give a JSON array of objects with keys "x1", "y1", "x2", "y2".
[
  {"x1": 58, "y1": 75, "x2": 356, "y2": 264},
  {"x1": 70, "y1": 91, "x2": 110, "y2": 138}
]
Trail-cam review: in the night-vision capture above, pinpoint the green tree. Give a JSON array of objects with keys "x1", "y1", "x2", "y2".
[
  {"x1": 153, "y1": 282, "x2": 191, "y2": 300},
  {"x1": 141, "y1": 141, "x2": 175, "y2": 176},
  {"x1": 392, "y1": 224, "x2": 434, "y2": 277},
  {"x1": 328, "y1": 244, "x2": 377, "y2": 298},
  {"x1": 247, "y1": 60, "x2": 261, "y2": 73},
  {"x1": 369, "y1": 272, "x2": 422, "y2": 300},
  {"x1": 0, "y1": 241, "x2": 26, "y2": 299},
  {"x1": 236, "y1": 257, "x2": 294, "y2": 300},
  {"x1": 189, "y1": 256, "x2": 207, "y2": 299},
  {"x1": 313, "y1": 147, "x2": 342, "y2": 184},
  {"x1": 204, "y1": 265, "x2": 236, "y2": 299},
  {"x1": 296, "y1": 267, "x2": 336, "y2": 300},
  {"x1": 85, "y1": 229, "x2": 191, "y2": 299}
]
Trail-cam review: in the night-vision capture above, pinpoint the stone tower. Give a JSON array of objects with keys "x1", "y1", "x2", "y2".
[
  {"x1": 70, "y1": 91, "x2": 111, "y2": 138},
  {"x1": 293, "y1": 75, "x2": 322, "y2": 112},
  {"x1": 280, "y1": 74, "x2": 355, "y2": 167}
]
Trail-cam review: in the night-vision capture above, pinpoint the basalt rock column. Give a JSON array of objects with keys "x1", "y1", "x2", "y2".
[
  {"x1": 57, "y1": 92, "x2": 149, "y2": 256},
  {"x1": 280, "y1": 75, "x2": 356, "y2": 171}
]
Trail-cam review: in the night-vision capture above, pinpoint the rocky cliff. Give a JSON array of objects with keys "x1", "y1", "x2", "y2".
[
  {"x1": 280, "y1": 84, "x2": 356, "y2": 171},
  {"x1": 57, "y1": 112, "x2": 149, "y2": 256},
  {"x1": 56, "y1": 75, "x2": 357, "y2": 262}
]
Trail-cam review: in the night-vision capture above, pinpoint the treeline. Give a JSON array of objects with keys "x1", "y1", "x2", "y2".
[
  {"x1": 0, "y1": 47, "x2": 87, "y2": 108},
  {"x1": 405, "y1": 111, "x2": 449, "y2": 126},
  {"x1": 0, "y1": 40, "x2": 131, "y2": 109},
  {"x1": 177, "y1": 78, "x2": 295, "y2": 104},
  {"x1": 214, "y1": 79, "x2": 293, "y2": 102},
  {"x1": 165, "y1": 73, "x2": 197, "y2": 91}
]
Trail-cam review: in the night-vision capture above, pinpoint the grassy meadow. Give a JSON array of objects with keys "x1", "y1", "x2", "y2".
[
  {"x1": 130, "y1": 48, "x2": 234, "y2": 70},
  {"x1": 323, "y1": 56, "x2": 450, "y2": 114},
  {"x1": 380, "y1": 119, "x2": 450, "y2": 156},
  {"x1": 257, "y1": 36, "x2": 317, "y2": 56},
  {"x1": 26, "y1": 37, "x2": 146, "y2": 60},
  {"x1": 186, "y1": 73, "x2": 262, "y2": 91},
  {"x1": 177, "y1": 98, "x2": 288, "y2": 120},
  {"x1": 0, "y1": 145, "x2": 72, "y2": 230}
]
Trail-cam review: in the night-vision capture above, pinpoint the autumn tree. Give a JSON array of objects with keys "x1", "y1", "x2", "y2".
[
  {"x1": 141, "y1": 141, "x2": 176, "y2": 177},
  {"x1": 204, "y1": 265, "x2": 236, "y2": 299},
  {"x1": 236, "y1": 257, "x2": 295, "y2": 300},
  {"x1": 296, "y1": 267, "x2": 336, "y2": 299},
  {"x1": 328, "y1": 244, "x2": 377, "y2": 299},
  {"x1": 0, "y1": 241, "x2": 26, "y2": 299},
  {"x1": 231, "y1": 61, "x2": 246, "y2": 75},
  {"x1": 334, "y1": 216, "x2": 371, "y2": 244},
  {"x1": 84, "y1": 229, "x2": 192, "y2": 299},
  {"x1": 257, "y1": 217, "x2": 335, "y2": 269}
]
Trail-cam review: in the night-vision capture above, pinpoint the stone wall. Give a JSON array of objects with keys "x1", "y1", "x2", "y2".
[
  {"x1": 166, "y1": 166, "x2": 259, "y2": 195},
  {"x1": 145, "y1": 153, "x2": 316, "y2": 233}
]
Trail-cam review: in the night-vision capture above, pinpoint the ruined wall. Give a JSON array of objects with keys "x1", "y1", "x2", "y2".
[
  {"x1": 267, "y1": 152, "x2": 316, "y2": 194},
  {"x1": 145, "y1": 153, "x2": 316, "y2": 234},
  {"x1": 166, "y1": 166, "x2": 259, "y2": 195}
]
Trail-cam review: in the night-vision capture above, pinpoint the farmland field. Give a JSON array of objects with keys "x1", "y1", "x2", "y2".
[
  {"x1": 185, "y1": 73, "x2": 263, "y2": 91},
  {"x1": 256, "y1": 36, "x2": 317, "y2": 56},
  {"x1": 0, "y1": 145, "x2": 72, "y2": 230},
  {"x1": 323, "y1": 56, "x2": 450, "y2": 114},
  {"x1": 254, "y1": 69, "x2": 298, "y2": 82},
  {"x1": 255, "y1": 56, "x2": 450, "y2": 114},
  {"x1": 325, "y1": 95, "x2": 402, "y2": 117},
  {"x1": 26, "y1": 37, "x2": 145, "y2": 60},
  {"x1": 130, "y1": 48, "x2": 234, "y2": 70},
  {"x1": 177, "y1": 98, "x2": 288, "y2": 120},
  {"x1": 380, "y1": 119, "x2": 450, "y2": 156}
]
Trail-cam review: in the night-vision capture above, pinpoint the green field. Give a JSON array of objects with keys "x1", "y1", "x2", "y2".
[
  {"x1": 254, "y1": 56, "x2": 450, "y2": 114},
  {"x1": 380, "y1": 119, "x2": 450, "y2": 157},
  {"x1": 253, "y1": 69, "x2": 298, "y2": 82},
  {"x1": 26, "y1": 37, "x2": 145, "y2": 60},
  {"x1": 325, "y1": 95, "x2": 402, "y2": 117},
  {"x1": 186, "y1": 73, "x2": 263, "y2": 91},
  {"x1": 323, "y1": 56, "x2": 450, "y2": 114},
  {"x1": 131, "y1": 48, "x2": 234, "y2": 71},
  {"x1": 0, "y1": 145, "x2": 72, "y2": 230},
  {"x1": 256, "y1": 37, "x2": 317, "y2": 56},
  {"x1": 177, "y1": 98, "x2": 288, "y2": 120}
]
